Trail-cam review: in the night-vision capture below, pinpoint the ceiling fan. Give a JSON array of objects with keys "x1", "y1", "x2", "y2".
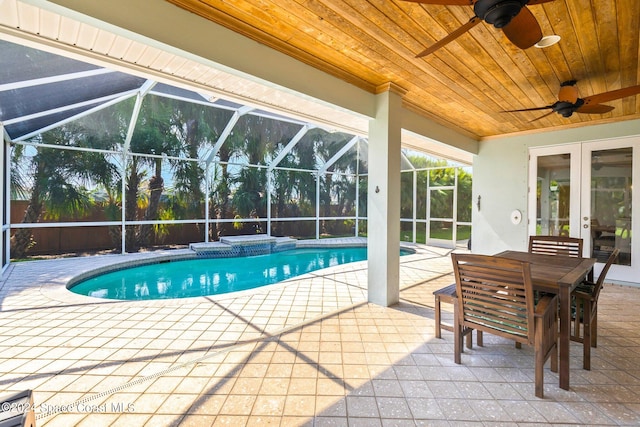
[
  {"x1": 403, "y1": 0, "x2": 555, "y2": 57},
  {"x1": 503, "y1": 80, "x2": 640, "y2": 121}
]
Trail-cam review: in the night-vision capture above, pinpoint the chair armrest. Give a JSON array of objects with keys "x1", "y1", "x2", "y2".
[
  {"x1": 575, "y1": 281, "x2": 596, "y2": 294},
  {"x1": 534, "y1": 294, "x2": 558, "y2": 317},
  {"x1": 572, "y1": 289, "x2": 592, "y2": 299}
]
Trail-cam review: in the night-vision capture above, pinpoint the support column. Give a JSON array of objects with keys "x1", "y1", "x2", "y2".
[
  {"x1": 367, "y1": 83, "x2": 405, "y2": 306},
  {"x1": 1, "y1": 127, "x2": 7, "y2": 271}
]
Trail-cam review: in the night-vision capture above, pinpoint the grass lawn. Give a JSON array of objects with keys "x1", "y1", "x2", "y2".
[{"x1": 401, "y1": 226, "x2": 471, "y2": 243}]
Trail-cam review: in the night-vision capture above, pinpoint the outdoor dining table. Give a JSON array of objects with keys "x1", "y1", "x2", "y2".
[{"x1": 496, "y1": 250, "x2": 597, "y2": 391}]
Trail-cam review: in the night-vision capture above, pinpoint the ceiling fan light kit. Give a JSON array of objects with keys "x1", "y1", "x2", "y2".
[{"x1": 534, "y1": 35, "x2": 561, "y2": 48}]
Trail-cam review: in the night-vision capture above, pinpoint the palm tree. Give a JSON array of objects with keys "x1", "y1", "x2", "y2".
[
  {"x1": 126, "y1": 95, "x2": 181, "y2": 249},
  {"x1": 10, "y1": 124, "x2": 119, "y2": 258},
  {"x1": 270, "y1": 158, "x2": 299, "y2": 235},
  {"x1": 209, "y1": 161, "x2": 233, "y2": 240},
  {"x1": 227, "y1": 114, "x2": 299, "y2": 235},
  {"x1": 288, "y1": 135, "x2": 317, "y2": 218},
  {"x1": 400, "y1": 171, "x2": 414, "y2": 219},
  {"x1": 172, "y1": 117, "x2": 206, "y2": 219},
  {"x1": 123, "y1": 156, "x2": 144, "y2": 251},
  {"x1": 207, "y1": 111, "x2": 237, "y2": 240},
  {"x1": 315, "y1": 131, "x2": 355, "y2": 234}
]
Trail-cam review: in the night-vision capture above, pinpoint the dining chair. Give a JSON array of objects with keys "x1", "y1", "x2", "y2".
[
  {"x1": 452, "y1": 253, "x2": 558, "y2": 398},
  {"x1": 529, "y1": 235, "x2": 584, "y2": 257},
  {"x1": 571, "y1": 248, "x2": 620, "y2": 370},
  {"x1": 433, "y1": 283, "x2": 483, "y2": 348}
]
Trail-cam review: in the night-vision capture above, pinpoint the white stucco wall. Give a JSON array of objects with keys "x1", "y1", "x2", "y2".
[
  {"x1": 471, "y1": 137, "x2": 529, "y2": 254},
  {"x1": 472, "y1": 118, "x2": 640, "y2": 256}
]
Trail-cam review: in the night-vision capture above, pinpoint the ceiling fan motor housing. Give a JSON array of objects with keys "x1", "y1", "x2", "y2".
[
  {"x1": 554, "y1": 99, "x2": 584, "y2": 117},
  {"x1": 475, "y1": 0, "x2": 528, "y2": 28}
]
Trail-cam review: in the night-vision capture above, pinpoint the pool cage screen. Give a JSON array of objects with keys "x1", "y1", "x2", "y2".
[{"x1": 1, "y1": 39, "x2": 471, "y2": 264}]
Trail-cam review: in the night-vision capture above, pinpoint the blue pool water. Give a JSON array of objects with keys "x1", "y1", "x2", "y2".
[{"x1": 70, "y1": 247, "x2": 412, "y2": 300}]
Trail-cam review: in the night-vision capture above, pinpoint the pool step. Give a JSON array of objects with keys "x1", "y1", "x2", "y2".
[
  {"x1": 190, "y1": 235, "x2": 297, "y2": 257},
  {"x1": 189, "y1": 241, "x2": 233, "y2": 257},
  {"x1": 274, "y1": 237, "x2": 297, "y2": 252}
]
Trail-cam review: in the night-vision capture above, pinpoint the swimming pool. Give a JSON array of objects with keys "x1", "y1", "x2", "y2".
[{"x1": 69, "y1": 247, "x2": 413, "y2": 300}]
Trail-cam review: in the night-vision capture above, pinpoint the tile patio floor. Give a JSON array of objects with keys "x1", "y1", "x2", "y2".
[{"x1": 1, "y1": 240, "x2": 639, "y2": 426}]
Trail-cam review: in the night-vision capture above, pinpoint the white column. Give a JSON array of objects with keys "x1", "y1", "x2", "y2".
[
  {"x1": 367, "y1": 83, "x2": 405, "y2": 306},
  {"x1": 1, "y1": 125, "x2": 7, "y2": 270}
]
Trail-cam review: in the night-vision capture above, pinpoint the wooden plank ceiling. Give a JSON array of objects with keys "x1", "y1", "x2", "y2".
[{"x1": 167, "y1": 0, "x2": 640, "y2": 140}]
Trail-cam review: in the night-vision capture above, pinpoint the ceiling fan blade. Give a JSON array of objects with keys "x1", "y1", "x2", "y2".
[
  {"x1": 530, "y1": 110, "x2": 556, "y2": 122},
  {"x1": 576, "y1": 104, "x2": 615, "y2": 114},
  {"x1": 416, "y1": 16, "x2": 482, "y2": 57},
  {"x1": 401, "y1": 0, "x2": 556, "y2": 4},
  {"x1": 400, "y1": 0, "x2": 474, "y2": 5},
  {"x1": 502, "y1": 106, "x2": 553, "y2": 112},
  {"x1": 401, "y1": 1, "x2": 556, "y2": 6},
  {"x1": 502, "y1": 6, "x2": 542, "y2": 49},
  {"x1": 582, "y1": 85, "x2": 640, "y2": 106}
]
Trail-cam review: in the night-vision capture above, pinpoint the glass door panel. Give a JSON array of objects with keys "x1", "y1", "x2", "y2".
[
  {"x1": 582, "y1": 139, "x2": 638, "y2": 282},
  {"x1": 529, "y1": 145, "x2": 581, "y2": 239},
  {"x1": 588, "y1": 147, "x2": 632, "y2": 264},
  {"x1": 536, "y1": 154, "x2": 571, "y2": 235}
]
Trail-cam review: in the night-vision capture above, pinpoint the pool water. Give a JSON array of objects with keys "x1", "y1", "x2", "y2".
[{"x1": 70, "y1": 247, "x2": 412, "y2": 300}]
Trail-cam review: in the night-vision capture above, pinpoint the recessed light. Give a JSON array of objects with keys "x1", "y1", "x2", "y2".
[{"x1": 535, "y1": 35, "x2": 561, "y2": 48}]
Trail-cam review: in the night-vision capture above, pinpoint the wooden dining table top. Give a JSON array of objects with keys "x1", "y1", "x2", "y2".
[{"x1": 496, "y1": 250, "x2": 597, "y2": 292}]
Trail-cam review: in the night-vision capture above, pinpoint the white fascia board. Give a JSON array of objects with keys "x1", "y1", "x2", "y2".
[{"x1": 31, "y1": 0, "x2": 376, "y2": 120}]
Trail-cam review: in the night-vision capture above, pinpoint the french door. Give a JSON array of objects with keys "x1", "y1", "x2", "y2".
[{"x1": 529, "y1": 137, "x2": 639, "y2": 283}]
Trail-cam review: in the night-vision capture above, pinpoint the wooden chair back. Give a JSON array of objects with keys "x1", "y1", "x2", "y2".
[
  {"x1": 452, "y1": 253, "x2": 535, "y2": 346},
  {"x1": 571, "y1": 248, "x2": 619, "y2": 370},
  {"x1": 528, "y1": 235, "x2": 583, "y2": 257},
  {"x1": 590, "y1": 248, "x2": 620, "y2": 308},
  {"x1": 452, "y1": 253, "x2": 559, "y2": 398}
]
